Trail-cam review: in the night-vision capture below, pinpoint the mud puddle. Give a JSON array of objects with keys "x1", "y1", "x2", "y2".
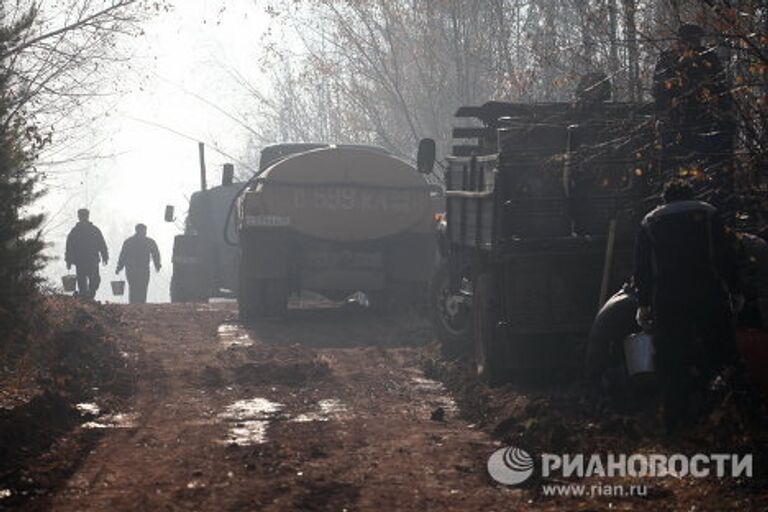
[
  {"x1": 81, "y1": 412, "x2": 139, "y2": 429},
  {"x1": 217, "y1": 324, "x2": 254, "y2": 348},
  {"x1": 218, "y1": 396, "x2": 354, "y2": 444},
  {"x1": 291, "y1": 398, "x2": 350, "y2": 423},
  {"x1": 75, "y1": 402, "x2": 101, "y2": 416},
  {"x1": 411, "y1": 375, "x2": 459, "y2": 419},
  {"x1": 75, "y1": 402, "x2": 138, "y2": 429},
  {"x1": 219, "y1": 397, "x2": 284, "y2": 446}
]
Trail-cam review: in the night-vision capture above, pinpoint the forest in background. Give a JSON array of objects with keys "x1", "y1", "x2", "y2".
[{"x1": 243, "y1": 0, "x2": 767, "y2": 181}]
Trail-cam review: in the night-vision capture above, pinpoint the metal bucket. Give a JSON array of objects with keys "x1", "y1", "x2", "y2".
[
  {"x1": 623, "y1": 332, "x2": 655, "y2": 376},
  {"x1": 61, "y1": 274, "x2": 77, "y2": 292},
  {"x1": 111, "y1": 280, "x2": 125, "y2": 296}
]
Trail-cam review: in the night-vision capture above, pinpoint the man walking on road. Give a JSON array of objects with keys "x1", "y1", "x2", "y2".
[
  {"x1": 634, "y1": 180, "x2": 742, "y2": 433},
  {"x1": 65, "y1": 208, "x2": 109, "y2": 300},
  {"x1": 116, "y1": 224, "x2": 161, "y2": 304}
]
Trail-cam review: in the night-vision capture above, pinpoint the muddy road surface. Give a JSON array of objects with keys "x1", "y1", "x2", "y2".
[
  {"x1": 9, "y1": 301, "x2": 763, "y2": 511},
  {"x1": 45, "y1": 302, "x2": 515, "y2": 511}
]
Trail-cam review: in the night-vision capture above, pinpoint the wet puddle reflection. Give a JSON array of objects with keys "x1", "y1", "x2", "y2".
[
  {"x1": 291, "y1": 399, "x2": 350, "y2": 423},
  {"x1": 82, "y1": 412, "x2": 139, "y2": 429},
  {"x1": 219, "y1": 398, "x2": 284, "y2": 446},
  {"x1": 76, "y1": 402, "x2": 101, "y2": 416},
  {"x1": 218, "y1": 397, "x2": 353, "y2": 444},
  {"x1": 77, "y1": 403, "x2": 138, "y2": 429},
  {"x1": 217, "y1": 324, "x2": 254, "y2": 348},
  {"x1": 411, "y1": 376, "x2": 459, "y2": 416}
]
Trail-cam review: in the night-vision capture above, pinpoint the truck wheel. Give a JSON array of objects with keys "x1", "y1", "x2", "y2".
[
  {"x1": 238, "y1": 278, "x2": 288, "y2": 322},
  {"x1": 263, "y1": 279, "x2": 289, "y2": 316},
  {"x1": 429, "y1": 260, "x2": 472, "y2": 359},
  {"x1": 170, "y1": 266, "x2": 208, "y2": 303},
  {"x1": 170, "y1": 271, "x2": 187, "y2": 303},
  {"x1": 238, "y1": 277, "x2": 265, "y2": 323},
  {"x1": 473, "y1": 271, "x2": 509, "y2": 386}
]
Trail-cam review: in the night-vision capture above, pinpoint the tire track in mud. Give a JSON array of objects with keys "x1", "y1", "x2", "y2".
[{"x1": 47, "y1": 303, "x2": 527, "y2": 512}]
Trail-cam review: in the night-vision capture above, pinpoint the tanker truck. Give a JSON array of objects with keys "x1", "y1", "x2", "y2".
[{"x1": 236, "y1": 144, "x2": 439, "y2": 319}]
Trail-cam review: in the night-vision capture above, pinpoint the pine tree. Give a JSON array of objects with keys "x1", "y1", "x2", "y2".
[{"x1": 0, "y1": 8, "x2": 48, "y2": 341}]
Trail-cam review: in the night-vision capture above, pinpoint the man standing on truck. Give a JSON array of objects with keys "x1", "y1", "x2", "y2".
[
  {"x1": 652, "y1": 24, "x2": 734, "y2": 174},
  {"x1": 634, "y1": 180, "x2": 743, "y2": 432},
  {"x1": 65, "y1": 208, "x2": 109, "y2": 300},
  {"x1": 116, "y1": 224, "x2": 161, "y2": 304}
]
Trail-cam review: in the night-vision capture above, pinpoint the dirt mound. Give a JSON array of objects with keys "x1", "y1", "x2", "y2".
[
  {"x1": 0, "y1": 296, "x2": 139, "y2": 510},
  {"x1": 421, "y1": 341, "x2": 768, "y2": 510},
  {"x1": 43, "y1": 326, "x2": 136, "y2": 399},
  {"x1": 0, "y1": 391, "x2": 81, "y2": 474}
]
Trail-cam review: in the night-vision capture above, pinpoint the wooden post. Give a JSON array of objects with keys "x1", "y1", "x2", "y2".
[{"x1": 198, "y1": 142, "x2": 207, "y2": 191}]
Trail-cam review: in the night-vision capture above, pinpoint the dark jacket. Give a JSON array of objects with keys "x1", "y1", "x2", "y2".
[
  {"x1": 653, "y1": 46, "x2": 732, "y2": 130},
  {"x1": 65, "y1": 221, "x2": 108, "y2": 266},
  {"x1": 117, "y1": 235, "x2": 160, "y2": 272},
  {"x1": 737, "y1": 233, "x2": 768, "y2": 326},
  {"x1": 634, "y1": 200, "x2": 740, "y2": 307}
]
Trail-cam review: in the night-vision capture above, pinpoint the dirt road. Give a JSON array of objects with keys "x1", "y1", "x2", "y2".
[
  {"x1": 47, "y1": 302, "x2": 519, "y2": 511},
  {"x1": 11, "y1": 301, "x2": 760, "y2": 512}
]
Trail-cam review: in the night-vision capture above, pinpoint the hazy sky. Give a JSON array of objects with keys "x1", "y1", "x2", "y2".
[{"x1": 41, "y1": 0, "x2": 272, "y2": 303}]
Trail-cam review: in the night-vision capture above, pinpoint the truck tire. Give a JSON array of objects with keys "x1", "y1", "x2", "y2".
[
  {"x1": 170, "y1": 270, "x2": 188, "y2": 303},
  {"x1": 429, "y1": 260, "x2": 472, "y2": 359},
  {"x1": 238, "y1": 278, "x2": 288, "y2": 322},
  {"x1": 170, "y1": 265, "x2": 208, "y2": 303},
  {"x1": 473, "y1": 271, "x2": 510, "y2": 386},
  {"x1": 263, "y1": 279, "x2": 289, "y2": 316},
  {"x1": 238, "y1": 277, "x2": 264, "y2": 323}
]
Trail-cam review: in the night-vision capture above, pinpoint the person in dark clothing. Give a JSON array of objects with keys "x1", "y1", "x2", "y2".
[
  {"x1": 652, "y1": 24, "x2": 735, "y2": 173},
  {"x1": 116, "y1": 224, "x2": 161, "y2": 304},
  {"x1": 634, "y1": 180, "x2": 743, "y2": 432},
  {"x1": 65, "y1": 208, "x2": 109, "y2": 299},
  {"x1": 735, "y1": 232, "x2": 768, "y2": 328}
]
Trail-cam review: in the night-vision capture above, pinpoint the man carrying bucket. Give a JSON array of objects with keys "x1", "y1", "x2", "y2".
[
  {"x1": 116, "y1": 224, "x2": 161, "y2": 304},
  {"x1": 634, "y1": 180, "x2": 743, "y2": 433},
  {"x1": 65, "y1": 208, "x2": 109, "y2": 300}
]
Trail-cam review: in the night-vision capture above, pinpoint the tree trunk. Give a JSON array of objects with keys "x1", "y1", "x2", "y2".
[
  {"x1": 622, "y1": 0, "x2": 640, "y2": 101},
  {"x1": 608, "y1": 0, "x2": 619, "y2": 83}
]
